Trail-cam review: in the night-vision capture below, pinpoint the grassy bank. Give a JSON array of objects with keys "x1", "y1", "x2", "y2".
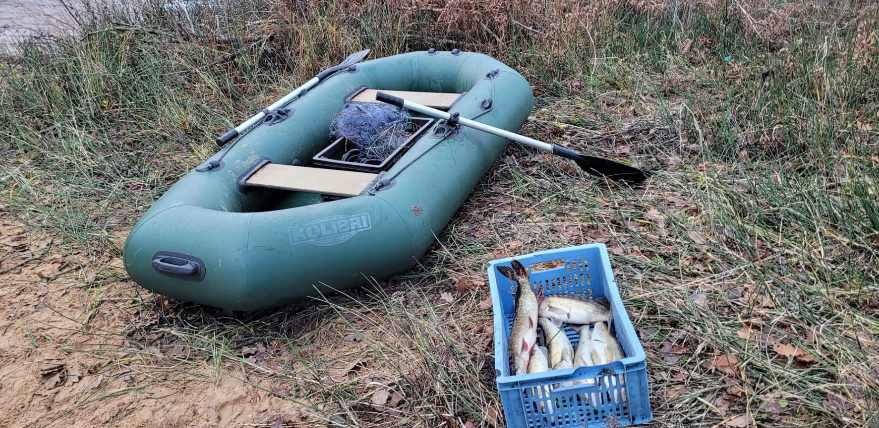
[{"x1": 1, "y1": 0, "x2": 877, "y2": 426}]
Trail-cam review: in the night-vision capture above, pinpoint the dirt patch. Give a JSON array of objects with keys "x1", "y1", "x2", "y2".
[{"x1": 0, "y1": 217, "x2": 316, "y2": 427}]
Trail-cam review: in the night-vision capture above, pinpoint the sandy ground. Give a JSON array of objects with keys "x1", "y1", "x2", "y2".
[
  {"x1": 0, "y1": 216, "x2": 308, "y2": 428},
  {"x1": 0, "y1": 0, "x2": 76, "y2": 51}
]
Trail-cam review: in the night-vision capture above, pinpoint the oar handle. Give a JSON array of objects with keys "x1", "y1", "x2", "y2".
[
  {"x1": 216, "y1": 129, "x2": 239, "y2": 146},
  {"x1": 375, "y1": 92, "x2": 405, "y2": 107}
]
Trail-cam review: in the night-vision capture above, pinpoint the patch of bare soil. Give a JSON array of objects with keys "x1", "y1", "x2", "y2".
[{"x1": 0, "y1": 217, "x2": 309, "y2": 428}]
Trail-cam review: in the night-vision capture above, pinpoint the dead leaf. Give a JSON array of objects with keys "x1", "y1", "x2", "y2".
[
  {"x1": 827, "y1": 392, "x2": 853, "y2": 412},
  {"x1": 440, "y1": 292, "x2": 455, "y2": 303},
  {"x1": 84, "y1": 375, "x2": 103, "y2": 391},
  {"x1": 454, "y1": 277, "x2": 473, "y2": 293},
  {"x1": 736, "y1": 326, "x2": 754, "y2": 341},
  {"x1": 661, "y1": 341, "x2": 689, "y2": 364},
  {"x1": 344, "y1": 333, "x2": 362, "y2": 342},
  {"x1": 171, "y1": 344, "x2": 188, "y2": 358},
  {"x1": 692, "y1": 293, "x2": 708, "y2": 308},
  {"x1": 725, "y1": 414, "x2": 748, "y2": 427},
  {"x1": 713, "y1": 354, "x2": 740, "y2": 376},
  {"x1": 389, "y1": 391, "x2": 405, "y2": 407},
  {"x1": 507, "y1": 240, "x2": 523, "y2": 250},
  {"x1": 644, "y1": 208, "x2": 665, "y2": 228},
  {"x1": 40, "y1": 363, "x2": 67, "y2": 389},
  {"x1": 665, "y1": 194, "x2": 691, "y2": 207},
  {"x1": 241, "y1": 346, "x2": 259, "y2": 358},
  {"x1": 483, "y1": 406, "x2": 499, "y2": 422},
  {"x1": 688, "y1": 231, "x2": 708, "y2": 246},
  {"x1": 762, "y1": 399, "x2": 786, "y2": 414},
  {"x1": 463, "y1": 418, "x2": 477, "y2": 428},
  {"x1": 772, "y1": 342, "x2": 816, "y2": 363},
  {"x1": 711, "y1": 396, "x2": 730, "y2": 416},
  {"x1": 270, "y1": 418, "x2": 283, "y2": 428},
  {"x1": 477, "y1": 296, "x2": 493, "y2": 311},
  {"x1": 271, "y1": 386, "x2": 290, "y2": 398},
  {"x1": 36, "y1": 285, "x2": 49, "y2": 296},
  {"x1": 371, "y1": 389, "x2": 390, "y2": 406},
  {"x1": 65, "y1": 369, "x2": 81, "y2": 386}
]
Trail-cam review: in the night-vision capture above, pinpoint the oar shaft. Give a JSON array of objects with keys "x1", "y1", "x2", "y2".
[
  {"x1": 379, "y1": 93, "x2": 553, "y2": 152},
  {"x1": 376, "y1": 91, "x2": 648, "y2": 183},
  {"x1": 216, "y1": 49, "x2": 369, "y2": 146},
  {"x1": 218, "y1": 76, "x2": 321, "y2": 145}
]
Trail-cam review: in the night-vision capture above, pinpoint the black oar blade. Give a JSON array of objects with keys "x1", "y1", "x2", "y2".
[
  {"x1": 316, "y1": 49, "x2": 371, "y2": 80},
  {"x1": 339, "y1": 49, "x2": 371, "y2": 67},
  {"x1": 552, "y1": 145, "x2": 648, "y2": 183},
  {"x1": 574, "y1": 155, "x2": 649, "y2": 183}
]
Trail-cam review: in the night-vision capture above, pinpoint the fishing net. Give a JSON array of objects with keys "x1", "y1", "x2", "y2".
[{"x1": 329, "y1": 102, "x2": 414, "y2": 164}]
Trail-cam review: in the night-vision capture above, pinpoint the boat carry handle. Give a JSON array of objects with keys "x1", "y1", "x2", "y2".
[{"x1": 151, "y1": 251, "x2": 206, "y2": 282}]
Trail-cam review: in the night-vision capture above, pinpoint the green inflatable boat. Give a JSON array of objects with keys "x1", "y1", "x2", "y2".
[{"x1": 123, "y1": 50, "x2": 534, "y2": 311}]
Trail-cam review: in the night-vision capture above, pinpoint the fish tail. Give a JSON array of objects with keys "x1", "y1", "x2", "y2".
[
  {"x1": 497, "y1": 266, "x2": 515, "y2": 281},
  {"x1": 511, "y1": 259, "x2": 529, "y2": 279},
  {"x1": 594, "y1": 296, "x2": 611, "y2": 309}
]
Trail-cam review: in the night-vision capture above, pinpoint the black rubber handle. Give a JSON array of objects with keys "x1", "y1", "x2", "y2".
[
  {"x1": 152, "y1": 256, "x2": 198, "y2": 276},
  {"x1": 376, "y1": 92, "x2": 405, "y2": 107},
  {"x1": 216, "y1": 129, "x2": 239, "y2": 146}
]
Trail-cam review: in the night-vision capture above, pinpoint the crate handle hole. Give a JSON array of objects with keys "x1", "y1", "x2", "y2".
[{"x1": 528, "y1": 258, "x2": 566, "y2": 272}]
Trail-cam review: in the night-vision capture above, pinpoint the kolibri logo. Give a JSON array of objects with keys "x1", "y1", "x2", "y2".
[{"x1": 288, "y1": 213, "x2": 372, "y2": 246}]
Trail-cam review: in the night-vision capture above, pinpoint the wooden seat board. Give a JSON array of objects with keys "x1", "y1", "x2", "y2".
[
  {"x1": 246, "y1": 164, "x2": 377, "y2": 197},
  {"x1": 351, "y1": 89, "x2": 462, "y2": 110}
]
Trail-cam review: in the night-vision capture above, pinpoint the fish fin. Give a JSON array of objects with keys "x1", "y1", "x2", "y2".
[
  {"x1": 497, "y1": 266, "x2": 515, "y2": 281},
  {"x1": 511, "y1": 259, "x2": 529, "y2": 278},
  {"x1": 536, "y1": 285, "x2": 544, "y2": 307},
  {"x1": 594, "y1": 296, "x2": 611, "y2": 309},
  {"x1": 547, "y1": 305, "x2": 567, "y2": 316},
  {"x1": 521, "y1": 339, "x2": 530, "y2": 353},
  {"x1": 528, "y1": 316, "x2": 535, "y2": 329}
]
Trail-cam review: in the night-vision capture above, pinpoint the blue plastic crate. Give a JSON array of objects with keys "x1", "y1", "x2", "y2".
[{"x1": 488, "y1": 243, "x2": 652, "y2": 428}]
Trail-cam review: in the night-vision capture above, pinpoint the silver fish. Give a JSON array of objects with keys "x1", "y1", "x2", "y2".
[
  {"x1": 539, "y1": 294, "x2": 612, "y2": 325},
  {"x1": 528, "y1": 345, "x2": 554, "y2": 415},
  {"x1": 571, "y1": 324, "x2": 596, "y2": 387},
  {"x1": 498, "y1": 259, "x2": 541, "y2": 376},
  {"x1": 527, "y1": 345, "x2": 549, "y2": 374},
  {"x1": 539, "y1": 317, "x2": 574, "y2": 387},
  {"x1": 590, "y1": 321, "x2": 623, "y2": 364}
]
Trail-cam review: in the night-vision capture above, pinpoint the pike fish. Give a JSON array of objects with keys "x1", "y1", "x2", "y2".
[
  {"x1": 527, "y1": 346, "x2": 549, "y2": 374},
  {"x1": 539, "y1": 294, "x2": 612, "y2": 325},
  {"x1": 590, "y1": 321, "x2": 624, "y2": 364},
  {"x1": 539, "y1": 317, "x2": 574, "y2": 387},
  {"x1": 498, "y1": 259, "x2": 541, "y2": 376}
]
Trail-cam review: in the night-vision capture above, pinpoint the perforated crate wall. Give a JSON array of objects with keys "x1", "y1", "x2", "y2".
[{"x1": 488, "y1": 243, "x2": 652, "y2": 428}]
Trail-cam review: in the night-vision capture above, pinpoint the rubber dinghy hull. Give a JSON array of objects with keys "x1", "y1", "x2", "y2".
[{"x1": 123, "y1": 51, "x2": 534, "y2": 311}]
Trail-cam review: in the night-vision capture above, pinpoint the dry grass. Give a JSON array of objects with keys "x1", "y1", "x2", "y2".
[{"x1": 0, "y1": 0, "x2": 878, "y2": 427}]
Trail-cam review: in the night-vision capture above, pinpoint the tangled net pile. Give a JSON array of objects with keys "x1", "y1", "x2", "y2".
[{"x1": 329, "y1": 102, "x2": 414, "y2": 164}]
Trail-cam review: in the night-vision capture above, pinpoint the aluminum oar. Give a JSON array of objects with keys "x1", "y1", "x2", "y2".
[
  {"x1": 215, "y1": 49, "x2": 371, "y2": 146},
  {"x1": 376, "y1": 91, "x2": 649, "y2": 183}
]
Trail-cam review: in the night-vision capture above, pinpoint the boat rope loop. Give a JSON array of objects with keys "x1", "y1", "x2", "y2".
[{"x1": 370, "y1": 70, "x2": 500, "y2": 193}]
